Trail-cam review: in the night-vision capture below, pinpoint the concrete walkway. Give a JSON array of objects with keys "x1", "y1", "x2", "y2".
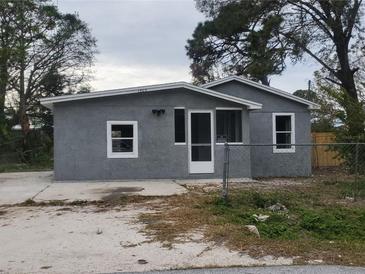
[{"x1": 0, "y1": 171, "x2": 187, "y2": 205}]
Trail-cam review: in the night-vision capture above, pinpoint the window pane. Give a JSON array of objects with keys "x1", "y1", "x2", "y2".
[
  {"x1": 216, "y1": 110, "x2": 242, "y2": 142},
  {"x1": 174, "y1": 109, "x2": 185, "y2": 143},
  {"x1": 112, "y1": 125, "x2": 133, "y2": 138},
  {"x1": 191, "y1": 113, "x2": 211, "y2": 144},
  {"x1": 192, "y1": 145, "x2": 211, "y2": 161},
  {"x1": 276, "y1": 116, "x2": 291, "y2": 131},
  {"x1": 112, "y1": 139, "x2": 133, "y2": 152},
  {"x1": 276, "y1": 133, "x2": 291, "y2": 148}
]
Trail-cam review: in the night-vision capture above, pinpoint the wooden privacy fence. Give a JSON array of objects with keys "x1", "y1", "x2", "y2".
[{"x1": 312, "y1": 132, "x2": 343, "y2": 168}]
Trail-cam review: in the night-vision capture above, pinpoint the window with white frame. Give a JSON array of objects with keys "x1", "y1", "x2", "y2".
[
  {"x1": 107, "y1": 121, "x2": 138, "y2": 158},
  {"x1": 216, "y1": 109, "x2": 242, "y2": 143},
  {"x1": 272, "y1": 113, "x2": 295, "y2": 153}
]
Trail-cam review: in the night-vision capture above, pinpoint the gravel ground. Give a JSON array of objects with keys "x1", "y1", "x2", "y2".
[{"x1": 0, "y1": 206, "x2": 292, "y2": 274}]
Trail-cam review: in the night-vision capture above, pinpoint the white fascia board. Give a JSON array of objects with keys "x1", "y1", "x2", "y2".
[
  {"x1": 40, "y1": 82, "x2": 185, "y2": 109},
  {"x1": 202, "y1": 76, "x2": 320, "y2": 110},
  {"x1": 40, "y1": 81, "x2": 262, "y2": 110}
]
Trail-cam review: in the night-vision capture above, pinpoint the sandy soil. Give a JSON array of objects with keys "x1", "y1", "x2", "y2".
[{"x1": 0, "y1": 205, "x2": 292, "y2": 273}]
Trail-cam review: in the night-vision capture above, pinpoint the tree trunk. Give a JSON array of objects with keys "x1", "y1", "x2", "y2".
[
  {"x1": 18, "y1": 2, "x2": 30, "y2": 140},
  {"x1": 19, "y1": 105, "x2": 30, "y2": 136},
  {"x1": 19, "y1": 66, "x2": 30, "y2": 137},
  {"x1": 259, "y1": 75, "x2": 270, "y2": 86},
  {"x1": 340, "y1": 84, "x2": 364, "y2": 137},
  {"x1": 18, "y1": 65, "x2": 31, "y2": 162},
  {"x1": 343, "y1": 97, "x2": 365, "y2": 137},
  {"x1": 334, "y1": 33, "x2": 364, "y2": 136},
  {"x1": 334, "y1": 35, "x2": 358, "y2": 100},
  {"x1": 0, "y1": 88, "x2": 5, "y2": 124},
  {"x1": 0, "y1": 55, "x2": 8, "y2": 124},
  {"x1": 337, "y1": 74, "x2": 364, "y2": 136}
]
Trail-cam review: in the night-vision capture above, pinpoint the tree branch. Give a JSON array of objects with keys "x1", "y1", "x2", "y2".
[
  {"x1": 287, "y1": 0, "x2": 334, "y2": 39},
  {"x1": 344, "y1": 0, "x2": 362, "y2": 42},
  {"x1": 280, "y1": 31, "x2": 336, "y2": 75},
  {"x1": 325, "y1": 77, "x2": 342, "y2": 86}
]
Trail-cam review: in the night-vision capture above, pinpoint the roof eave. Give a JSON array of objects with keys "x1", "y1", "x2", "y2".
[
  {"x1": 308, "y1": 104, "x2": 321, "y2": 110},
  {"x1": 40, "y1": 81, "x2": 263, "y2": 110}
]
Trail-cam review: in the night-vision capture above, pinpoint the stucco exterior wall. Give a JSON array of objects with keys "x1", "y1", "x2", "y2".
[
  {"x1": 209, "y1": 81, "x2": 312, "y2": 177},
  {"x1": 53, "y1": 88, "x2": 251, "y2": 180}
]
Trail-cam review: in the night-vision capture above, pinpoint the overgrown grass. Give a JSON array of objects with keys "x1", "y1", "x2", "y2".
[
  {"x1": 209, "y1": 190, "x2": 365, "y2": 242},
  {"x1": 139, "y1": 179, "x2": 365, "y2": 265},
  {"x1": 0, "y1": 161, "x2": 53, "y2": 173}
]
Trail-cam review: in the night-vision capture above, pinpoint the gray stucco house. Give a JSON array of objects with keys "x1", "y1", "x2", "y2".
[{"x1": 40, "y1": 76, "x2": 319, "y2": 181}]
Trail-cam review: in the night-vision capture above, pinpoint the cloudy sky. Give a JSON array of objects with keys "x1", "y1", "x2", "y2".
[{"x1": 57, "y1": 0, "x2": 320, "y2": 93}]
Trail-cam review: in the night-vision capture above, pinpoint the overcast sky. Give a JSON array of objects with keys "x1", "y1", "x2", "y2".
[{"x1": 57, "y1": 0, "x2": 320, "y2": 93}]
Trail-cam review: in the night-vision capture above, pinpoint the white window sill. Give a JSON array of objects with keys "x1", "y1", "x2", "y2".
[
  {"x1": 273, "y1": 148, "x2": 296, "y2": 153},
  {"x1": 174, "y1": 142, "x2": 186, "y2": 145},
  {"x1": 216, "y1": 142, "x2": 244, "y2": 145},
  {"x1": 107, "y1": 153, "x2": 138, "y2": 158}
]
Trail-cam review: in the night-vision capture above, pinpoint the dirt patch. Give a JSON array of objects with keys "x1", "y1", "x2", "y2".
[
  {"x1": 96, "y1": 186, "x2": 145, "y2": 194},
  {"x1": 0, "y1": 205, "x2": 292, "y2": 273},
  {"x1": 138, "y1": 179, "x2": 365, "y2": 266},
  {"x1": 98, "y1": 187, "x2": 145, "y2": 202},
  {"x1": 7, "y1": 194, "x2": 162, "y2": 209},
  {"x1": 16, "y1": 198, "x2": 92, "y2": 207},
  {"x1": 55, "y1": 207, "x2": 73, "y2": 212}
]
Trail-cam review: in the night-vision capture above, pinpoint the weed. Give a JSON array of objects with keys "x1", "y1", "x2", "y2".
[
  {"x1": 14, "y1": 195, "x2": 160, "y2": 208},
  {"x1": 0, "y1": 162, "x2": 53, "y2": 173},
  {"x1": 139, "y1": 179, "x2": 365, "y2": 266}
]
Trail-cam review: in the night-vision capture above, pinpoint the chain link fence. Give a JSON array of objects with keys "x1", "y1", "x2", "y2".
[{"x1": 221, "y1": 142, "x2": 365, "y2": 200}]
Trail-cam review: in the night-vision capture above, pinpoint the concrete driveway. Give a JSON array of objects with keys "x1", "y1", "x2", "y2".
[{"x1": 0, "y1": 171, "x2": 187, "y2": 205}]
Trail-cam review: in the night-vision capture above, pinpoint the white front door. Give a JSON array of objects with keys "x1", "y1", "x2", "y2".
[{"x1": 188, "y1": 110, "x2": 214, "y2": 174}]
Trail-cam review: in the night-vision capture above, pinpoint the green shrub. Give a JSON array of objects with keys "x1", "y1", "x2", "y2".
[
  {"x1": 299, "y1": 209, "x2": 365, "y2": 240},
  {"x1": 0, "y1": 129, "x2": 53, "y2": 172}
]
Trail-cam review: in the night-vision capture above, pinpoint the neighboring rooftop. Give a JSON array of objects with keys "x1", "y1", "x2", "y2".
[{"x1": 202, "y1": 76, "x2": 320, "y2": 110}]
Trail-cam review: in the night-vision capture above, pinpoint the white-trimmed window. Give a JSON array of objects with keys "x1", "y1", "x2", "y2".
[
  {"x1": 216, "y1": 108, "x2": 243, "y2": 144},
  {"x1": 272, "y1": 113, "x2": 295, "y2": 153},
  {"x1": 107, "y1": 121, "x2": 138, "y2": 158}
]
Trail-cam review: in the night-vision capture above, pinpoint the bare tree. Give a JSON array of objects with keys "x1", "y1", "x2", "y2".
[{"x1": 1, "y1": 0, "x2": 96, "y2": 137}]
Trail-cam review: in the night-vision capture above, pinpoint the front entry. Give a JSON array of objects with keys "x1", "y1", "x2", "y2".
[{"x1": 188, "y1": 110, "x2": 214, "y2": 174}]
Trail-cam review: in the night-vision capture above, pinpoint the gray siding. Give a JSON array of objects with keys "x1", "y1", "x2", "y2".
[
  {"x1": 209, "y1": 81, "x2": 312, "y2": 177},
  {"x1": 53, "y1": 88, "x2": 251, "y2": 180}
]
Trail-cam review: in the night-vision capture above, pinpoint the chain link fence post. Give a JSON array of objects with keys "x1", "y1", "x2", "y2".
[
  {"x1": 221, "y1": 142, "x2": 230, "y2": 202},
  {"x1": 355, "y1": 141, "x2": 360, "y2": 201}
]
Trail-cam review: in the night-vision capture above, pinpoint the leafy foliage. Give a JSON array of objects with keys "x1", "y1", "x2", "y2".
[
  {"x1": 293, "y1": 88, "x2": 339, "y2": 132},
  {"x1": 187, "y1": 0, "x2": 287, "y2": 85},
  {"x1": 0, "y1": 0, "x2": 96, "y2": 166},
  {"x1": 188, "y1": 0, "x2": 365, "y2": 135},
  {"x1": 0, "y1": 129, "x2": 53, "y2": 171},
  {"x1": 0, "y1": 0, "x2": 96, "y2": 137}
]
